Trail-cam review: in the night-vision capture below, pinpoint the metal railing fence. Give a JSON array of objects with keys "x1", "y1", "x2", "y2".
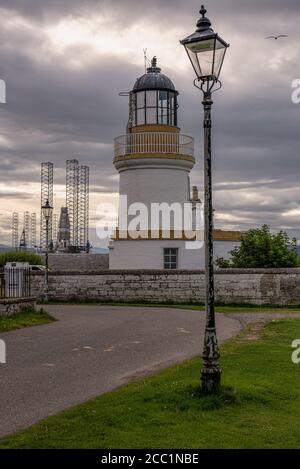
[
  {"x1": 114, "y1": 132, "x2": 194, "y2": 158},
  {"x1": 0, "y1": 267, "x2": 31, "y2": 299}
]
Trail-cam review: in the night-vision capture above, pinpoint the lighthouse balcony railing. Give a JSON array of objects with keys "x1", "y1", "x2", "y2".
[{"x1": 114, "y1": 132, "x2": 194, "y2": 158}]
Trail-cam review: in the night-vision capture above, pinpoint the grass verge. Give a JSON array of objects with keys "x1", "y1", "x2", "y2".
[
  {"x1": 0, "y1": 308, "x2": 55, "y2": 333},
  {"x1": 43, "y1": 298, "x2": 300, "y2": 314},
  {"x1": 1, "y1": 319, "x2": 300, "y2": 448}
]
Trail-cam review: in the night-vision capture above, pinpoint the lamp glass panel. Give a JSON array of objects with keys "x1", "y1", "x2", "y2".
[
  {"x1": 186, "y1": 37, "x2": 216, "y2": 78},
  {"x1": 42, "y1": 207, "x2": 52, "y2": 220},
  {"x1": 213, "y1": 38, "x2": 227, "y2": 78},
  {"x1": 186, "y1": 46, "x2": 201, "y2": 78}
]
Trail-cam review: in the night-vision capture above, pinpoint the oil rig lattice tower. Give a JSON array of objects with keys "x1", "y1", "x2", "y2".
[
  {"x1": 40, "y1": 162, "x2": 53, "y2": 249},
  {"x1": 66, "y1": 159, "x2": 89, "y2": 251}
]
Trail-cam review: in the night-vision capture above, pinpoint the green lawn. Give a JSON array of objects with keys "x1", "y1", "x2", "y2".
[
  {"x1": 101, "y1": 302, "x2": 300, "y2": 314},
  {"x1": 150, "y1": 303, "x2": 300, "y2": 314},
  {"x1": 0, "y1": 308, "x2": 55, "y2": 333},
  {"x1": 45, "y1": 298, "x2": 300, "y2": 314},
  {"x1": 1, "y1": 319, "x2": 300, "y2": 448}
]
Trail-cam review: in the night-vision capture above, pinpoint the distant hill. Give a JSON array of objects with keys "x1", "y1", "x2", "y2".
[
  {"x1": 0, "y1": 244, "x2": 109, "y2": 254},
  {"x1": 0, "y1": 244, "x2": 11, "y2": 252}
]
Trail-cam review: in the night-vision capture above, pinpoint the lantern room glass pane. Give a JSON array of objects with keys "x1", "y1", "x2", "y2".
[
  {"x1": 169, "y1": 93, "x2": 174, "y2": 110},
  {"x1": 129, "y1": 93, "x2": 136, "y2": 127},
  {"x1": 146, "y1": 107, "x2": 156, "y2": 124},
  {"x1": 137, "y1": 108, "x2": 144, "y2": 125},
  {"x1": 159, "y1": 90, "x2": 168, "y2": 107},
  {"x1": 132, "y1": 89, "x2": 177, "y2": 127},
  {"x1": 158, "y1": 107, "x2": 168, "y2": 125},
  {"x1": 169, "y1": 92, "x2": 177, "y2": 126},
  {"x1": 146, "y1": 90, "x2": 157, "y2": 107},
  {"x1": 170, "y1": 111, "x2": 175, "y2": 126},
  {"x1": 136, "y1": 91, "x2": 145, "y2": 108}
]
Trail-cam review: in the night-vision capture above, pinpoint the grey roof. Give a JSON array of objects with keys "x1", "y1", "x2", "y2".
[{"x1": 132, "y1": 57, "x2": 177, "y2": 93}]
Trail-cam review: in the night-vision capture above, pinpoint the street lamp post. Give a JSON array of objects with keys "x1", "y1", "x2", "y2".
[
  {"x1": 181, "y1": 5, "x2": 229, "y2": 394},
  {"x1": 41, "y1": 199, "x2": 53, "y2": 302}
]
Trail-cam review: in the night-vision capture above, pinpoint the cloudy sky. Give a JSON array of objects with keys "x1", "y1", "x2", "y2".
[{"x1": 0, "y1": 0, "x2": 300, "y2": 247}]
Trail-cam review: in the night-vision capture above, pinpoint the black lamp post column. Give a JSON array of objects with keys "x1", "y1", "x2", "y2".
[
  {"x1": 42, "y1": 199, "x2": 52, "y2": 303},
  {"x1": 180, "y1": 5, "x2": 229, "y2": 394},
  {"x1": 45, "y1": 217, "x2": 49, "y2": 302},
  {"x1": 201, "y1": 88, "x2": 221, "y2": 394}
]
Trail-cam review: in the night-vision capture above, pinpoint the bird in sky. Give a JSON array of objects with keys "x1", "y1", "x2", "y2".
[{"x1": 265, "y1": 35, "x2": 288, "y2": 40}]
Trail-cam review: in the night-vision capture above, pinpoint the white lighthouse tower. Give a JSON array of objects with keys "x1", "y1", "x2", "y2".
[{"x1": 109, "y1": 57, "x2": 203, "y2": 270}]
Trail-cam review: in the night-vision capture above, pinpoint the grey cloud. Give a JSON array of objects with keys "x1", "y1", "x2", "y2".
[
  {"x1": 0, "y1": 192, "x2": 33, "y2": 199},
  {"x1": 2, "y1": 0, "x2": 300, "y2": 28},
  {"x1": 0, "y1": 0, "x2": 300, "y2": 246},
  {"x1": 0, "y1": 0, "x2": 98, "y2": 21}
]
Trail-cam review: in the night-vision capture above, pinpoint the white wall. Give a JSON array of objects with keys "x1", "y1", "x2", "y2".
[
  {"x1": 109, "y1": 239, "x2": 204, "y2": 270},
  {"x1": 109, "y1": 240, "x2": 240, "y2": 270},
  {"x1": 115, "y1": 155, "x2": 195, "y2": 231},
  {"x1": 112, "y1": 155, "x2": 239, "y2": 270},
  {"x1": 119, "y1": 167, "x2": 190, "y2": 207}
]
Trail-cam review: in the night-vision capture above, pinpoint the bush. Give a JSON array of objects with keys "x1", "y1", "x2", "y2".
[
  {"x1": 216, "y1": 225, "x2": 300, "y2": 269},
  {"x1": 0, "y1": 251, "x2": 44, "y2": 269}
]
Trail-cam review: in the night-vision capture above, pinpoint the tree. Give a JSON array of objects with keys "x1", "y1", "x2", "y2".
[
  {"x1": 0, "y1": 251, "x2": 44, "y2": 269},
  {"x1": 216, "y1": 225, "x2": 300, "y2": 268}
]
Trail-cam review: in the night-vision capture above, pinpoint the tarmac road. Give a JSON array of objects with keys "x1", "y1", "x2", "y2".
[{"x1": 0, "y1": 304, "x2": 243, "y2": 437}]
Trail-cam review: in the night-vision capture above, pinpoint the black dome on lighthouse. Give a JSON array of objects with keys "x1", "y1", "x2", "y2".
[{"x1": 132, "y1": 57, "x2": 177, "y2": 93}]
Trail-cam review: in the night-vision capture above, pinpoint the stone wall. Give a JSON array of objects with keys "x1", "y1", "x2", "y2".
[
  {"x1": 0, "y1": 297, "x2": 37, "y2": 316},
  {"x1": 31, "y1": 269, "x2": 300, "y2": 305},
  {"x1": 46, "y1": 253, "x2": 109, "y2": 272}
]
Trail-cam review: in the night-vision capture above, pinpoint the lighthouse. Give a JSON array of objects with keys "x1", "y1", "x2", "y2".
[{"x1": 109, "y1": 57, "x2": 203, "y2": 270}]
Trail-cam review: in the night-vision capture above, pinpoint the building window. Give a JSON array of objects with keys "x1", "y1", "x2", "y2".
[{"x1": 164, "y1": 248, "x2": 178, "y2": 269}]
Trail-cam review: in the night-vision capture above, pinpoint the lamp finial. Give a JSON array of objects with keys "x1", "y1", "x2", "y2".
[
  {"x1": 200, "y1": 5, "x2": 207, "y2": 17},
  {"x1": 196, "y1": 4, "x2": 212, "y2": 32}
]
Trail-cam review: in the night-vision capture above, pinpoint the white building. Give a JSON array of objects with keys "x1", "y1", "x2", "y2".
[{"x1": 109, "y1": 58, "x2": 241, "y2": 270}]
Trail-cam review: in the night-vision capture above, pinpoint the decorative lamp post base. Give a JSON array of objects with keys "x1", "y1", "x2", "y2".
[
  {"x1": 201, "y1": 367, "x2": 222, "y2": 394},
  {"x1": 201, "y1": 326, "x2": 222, "y2": 394}
]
